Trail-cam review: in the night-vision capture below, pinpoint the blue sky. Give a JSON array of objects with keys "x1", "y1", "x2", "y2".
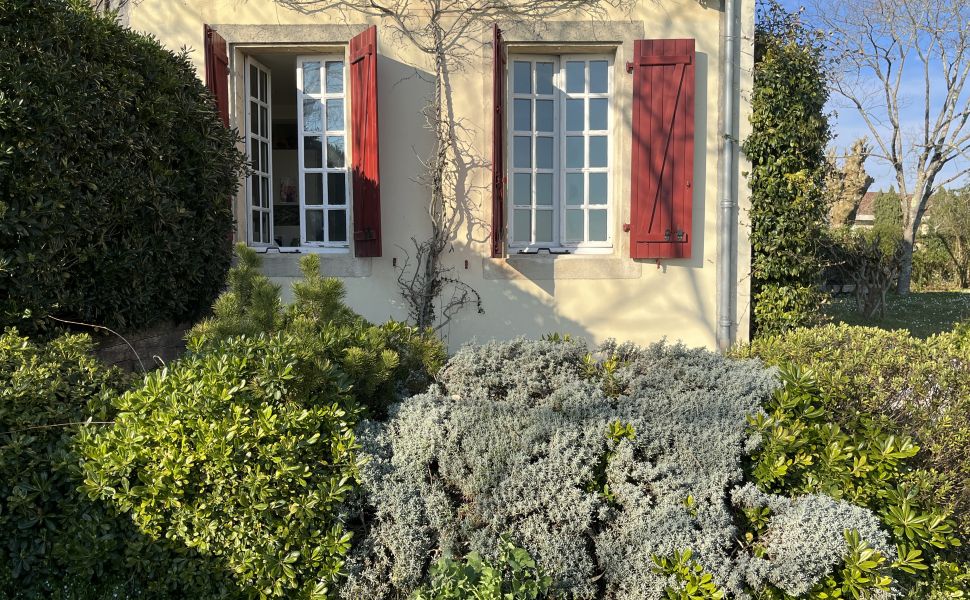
[{"x1": 777, "y1": 0, "x2": 970, "y2": 193}]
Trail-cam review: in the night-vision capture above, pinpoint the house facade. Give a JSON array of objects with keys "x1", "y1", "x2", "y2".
[{"x1": 124, "y1": 0, "x2": 754, "y2": 350}]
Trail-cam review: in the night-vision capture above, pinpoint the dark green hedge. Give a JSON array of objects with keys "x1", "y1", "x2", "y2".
[{"x1": 0, "y1": 0, "x2": 246, "y2": 332}]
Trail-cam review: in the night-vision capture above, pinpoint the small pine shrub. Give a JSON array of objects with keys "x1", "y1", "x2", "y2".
[
  {"x1": 340, "y1": 338, "x2": 891, "y2": 599},
  {"x1": 190, "y1": 245, "x2": 446, "y2": 417},
  {"x1": 0, "y1": 0, "x2": 246, "y2": 332},
  {"x1": 0, "y1": 330, "x2": 238, "y2": 599}
]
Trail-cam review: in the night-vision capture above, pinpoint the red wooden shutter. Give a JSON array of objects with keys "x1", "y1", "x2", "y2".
[
  {"x1": 490, "y1": 25, "x2": 506, "y2": 258},
  {"x1": 350, "y1": 25, "x2": 382, "y2": 257},
  {"x1": 628, "y1": 39, "x2": 695, "y2": 259},
  {"x1": 203, "y1": 25, "x2": 229, "y2": 127}
]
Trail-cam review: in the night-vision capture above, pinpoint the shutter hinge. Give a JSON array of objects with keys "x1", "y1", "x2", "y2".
[
  {"x1": 622, "y1": 223, "x2": 631, "y2": 232},
  {"x1": 625, "y1": 61, "x2": 635, "y2": 74},
  {"x1": 664, "y1": 229, "x2": 671, "y2": 241},
  {"x1": 676, "y1": 230, "x2": 685, "y2": 241}
]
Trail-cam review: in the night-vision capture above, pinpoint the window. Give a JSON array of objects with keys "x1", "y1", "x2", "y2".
[
  {"x1": 297, "y1": 55, "x2": 350, "y2": 247},
  {"x1": 508, "y1": 55, "x2": 612, "y2": 251},
  {"x1": 243, "y1": 54, "x2": 351, "y2": 250}
]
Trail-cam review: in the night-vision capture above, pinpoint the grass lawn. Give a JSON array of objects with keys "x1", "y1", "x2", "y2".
[{"x1": 825, "y1": 290, "x2": 970, "y2": 338}]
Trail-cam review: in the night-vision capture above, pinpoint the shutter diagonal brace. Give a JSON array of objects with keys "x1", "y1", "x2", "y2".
[{"x1": 646, "y1": 62, "x2": 686, "y2": 240}]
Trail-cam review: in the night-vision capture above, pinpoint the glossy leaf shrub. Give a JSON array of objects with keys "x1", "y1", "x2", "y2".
[
  {"x1": 340, "y1": 338, "x2": 892, "y2": 599},
  {"x1": 743, "y1": 0, "x2": 831, "y2": 335},
  {"x1": 738, "y1": 323, "x2": 970, "y2": 540},
  {"x1": 0, "y1": 330, "x2": 239, "y2": 599},
  {"x1": 741, "y1": 358, "x2": 968, "y2": 598},
  {"x1": 0, "y1": 0, "x2": 246, "y2": 332},
  {"x1": 80, "y1": 334, "x2": 361, "y2": 599}
]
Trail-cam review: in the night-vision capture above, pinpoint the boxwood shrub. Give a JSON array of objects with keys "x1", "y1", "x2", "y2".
[
  {"x1": 0, "y1": 0, "x2": 246, "y2": 332},
  {"x1": 0, "y1": 330, "x2": 240, "y2": 599}
]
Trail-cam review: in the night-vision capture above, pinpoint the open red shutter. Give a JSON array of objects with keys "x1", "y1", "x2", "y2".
[
  {"x1": 203, "y1": 25, "x2": 229, "y2": 127},
  {"x1": 350, "y1": 25, "x2": 382, "y2": 257},
  {"x1": 628, "y1": 39, "x2": 695, "y2": 259},
  {"x1": 490, "y1": 25, "x2": 506, "y2": 258}
]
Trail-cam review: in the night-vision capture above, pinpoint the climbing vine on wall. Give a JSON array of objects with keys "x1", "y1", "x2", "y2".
[{"x1": 743, "y1": 0, "x2": 831, "y2": 336}]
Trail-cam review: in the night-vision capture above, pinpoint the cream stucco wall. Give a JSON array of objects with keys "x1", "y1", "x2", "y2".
[{"x1": 129, "y1": 0, "x2": 753, "y2": 352}]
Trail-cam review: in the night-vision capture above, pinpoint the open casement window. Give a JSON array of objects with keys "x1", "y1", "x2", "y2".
[
  {"x1": 246, "y1": 58, "x2": 273, "y2": 246},
  {"x1": 236, "y1": 27, "x2": 381, "y2": 254},
  {"x1": 628, "y1": 39, "x2": 695, "y2": 259},
  {"x1": 297, "y1": 55, "x2": 350, "y2": 247},
  {"x1": 505, "y1": 55, "x2": 613, "y2": 254}
]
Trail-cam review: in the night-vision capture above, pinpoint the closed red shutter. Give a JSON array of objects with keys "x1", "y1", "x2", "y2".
[
  {"x1": 490, "y1": 25, "x2": 505, "y2": 258},
  {"x1": 628, "y1": 39, "x2": 695, "y2": 259},
  {"x1": 350, "y1": 25, "x2": 382, "y2": 257},
  {"x1": 203, "y1": 25, "x2": 229, "y2": 127}
]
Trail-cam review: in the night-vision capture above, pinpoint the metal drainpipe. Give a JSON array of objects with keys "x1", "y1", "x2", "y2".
[{"x1": 717, "y1": 0, "x2": 739, "y2": 351}]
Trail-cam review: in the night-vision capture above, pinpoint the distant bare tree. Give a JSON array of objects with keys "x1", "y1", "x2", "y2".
[
  {"x1": 826, "y1": 138, "x2": 876, "y2": 225},
  {"x1": 812, "y1": 0, "x2": 970, "y2": 294},
  {"x1": 275, "y1": 0, "x2": 627, "y2": 331}
]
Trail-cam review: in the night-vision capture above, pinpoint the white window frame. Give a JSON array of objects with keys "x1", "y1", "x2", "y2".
[
  {"x1": 245, "y1": 56, "x2": 274, "y2": 247},
  {"x1": 296, "y1": 53, "x2": 352, "y2": 250},
  {"x1": 506, "y1": 53, "x2": 614, "y2": 254}
]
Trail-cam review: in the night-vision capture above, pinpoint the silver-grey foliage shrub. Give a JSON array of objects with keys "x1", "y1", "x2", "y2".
[{"x1": 342, "y1": 338, "x2": 892, "y2": 599}]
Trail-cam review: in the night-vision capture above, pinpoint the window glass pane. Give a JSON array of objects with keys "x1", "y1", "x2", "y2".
[
  {"x1": 535, "y1": 173, "x2": 553, "y2": 206},
  {"x1": 513, "y1": 173, "x2": 531, "y2": 206},
  {"x1": 589, "y1": 60, "x2": 609, "y2": 93},
  {"x1": 259, "y1": 70, "x2": 268, "y2": 102},
  {"x1": 328, "y1": 209, "x2": 347, "y2": 242},
  {"x1": 328, "y1": 173, "x2": 346, "y2": 205},
  {"x1": 589, "y1": 98, "x2": 608, "y2": 131},
  {"x1": 304, "y1": 137, "x2": 322, "y2": 168},
  {"x1": 513, "y1": 99, "x2": 532, "y2": 131},
  {"x1": 259, "y1": 106, "x2": 268, "y2": 136},
  {"x1": 513, "y1": 136, "x2": 531, "y2": 168},
  {"x1": 589, "y1": 173, "x2": 608, "y2": 205},
  {"x1": 260, "y1": 143, "x2": 269, "y2": 176},
  {"x1": 250, "y1": 140, "x2": 260, "y2": 172},
  {"x1": 589, "y1": 136, "x2": 608, "y2": 167},
  {"x1": 566, "y1": 98, "x2": 584, "y2": 131},
  {"x1": 513, "y1": 61, "x2": 532, "y2": 94},
  {"x1": 261, "y1": 177, "x2": 270, "y2": 208},
  {"x1": 305, "y1": 173, "x2": 324, "y2": 205},
  {"x1": 327, "y1": 136, "x2": 345, "y2": 168},
  {"x1": 251, "y1": 210, "x2": 262, "y2": 241},
  {"x1": 250, "y1": 102, "x2": 259, "y2": 136},
  {"x1": 536, "y1": 100, "x2": 554, "y2": 132},
  {"x1": 536, "y1": 62, "x2": 554, "y2": 95},
  {"x1": 566, "y1": 209, "x2": 584, "y2": 241},
  {"x1": 589, "y1": 209, "x2": 607, "y2": 241},
  {"x1": 326, "y1": 99, "x2": 344, "y2": 131},
  {"x1": 303, "y1": 98, "x2": 322, "y2": 133},
  {"x1": 513, "y1": 209, "x2": 532, "y2": 242},
  {"x1": 566, "y1": 61, "x2": 585, "y2": 93},
  {"x1": 252, "y1": 174, "x2": 261, "y2": 204},
  {"x1": 566, "y1": 136, "x2": 584, "y2": 168},
  {"x1": 249, "y1": 65, "x2": 258, "y2": 97},
  {"x1": 535, "y1": 137, "x2": 553, "y2": 169},
  {"x1": 261, "y1": 213, "x2": 270, "y2": 244},
  {"x1": 303, "y1": 61, "x2": 321, "y2": 94},
  {"x1": 566, "y1": 173, "x2": 584, "y2": 205},
  {"x1": 305, "y1": 210, "x2": 324, "y2": 241},
  {"x1": 535, "y1": 210, "x2": 553, "y2": 243},
  {"x1": 326, "y1": 61, "x2": 344, "y2": 93}
]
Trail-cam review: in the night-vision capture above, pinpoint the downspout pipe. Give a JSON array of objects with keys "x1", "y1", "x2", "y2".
[{"x1": 717, "y1": 0, "x2": 740, "y2": 351}]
